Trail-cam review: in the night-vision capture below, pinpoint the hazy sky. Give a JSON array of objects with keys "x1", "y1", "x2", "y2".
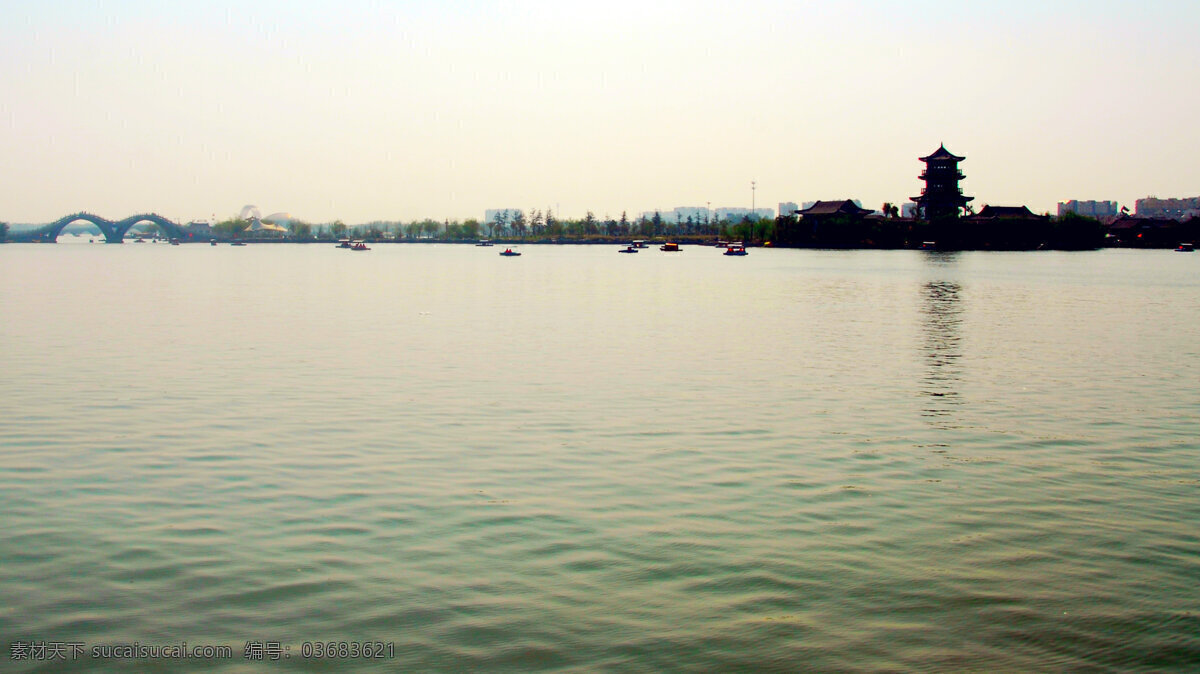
[{"x1": 3, "y1": 0, "x2": 1198, "y2": 224}]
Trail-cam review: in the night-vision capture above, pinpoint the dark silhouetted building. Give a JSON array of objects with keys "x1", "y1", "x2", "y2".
[
  {"x1": 795, "y1": 200, "x2": 875, "y2": 220},
  {"x1": 913, "y1": 145, "x2": 973, "y2": 220},
  {"x1": 960, "y1": 205, "x2": 1052, "y2": 249},
  {"x1": 972, "y1": 205, "x2": 1045, "y2": 220},
  {"x1": 1107, "y1": 215, "x2": 1192, "y2": 247},
  {"x1": 776, "y1": 200, "x2": 886, "y2": 247}
]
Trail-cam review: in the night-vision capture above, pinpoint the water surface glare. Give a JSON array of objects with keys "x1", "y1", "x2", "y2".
[{"x1": 1, "y1": 244, "x2": 1198, "y2": 671}]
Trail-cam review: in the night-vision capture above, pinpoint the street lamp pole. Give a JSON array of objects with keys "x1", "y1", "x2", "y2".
[{"x1": 750, "y1": 180, "x2": 757, "y2": 243}]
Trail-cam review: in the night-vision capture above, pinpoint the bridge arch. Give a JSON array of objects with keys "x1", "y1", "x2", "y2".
[
  {"x1": 36, "y1": 212, "x2": 118, "y2": 242},
  {"x1": 113, "y1": 214, "x2": 186, "y2": 242}
]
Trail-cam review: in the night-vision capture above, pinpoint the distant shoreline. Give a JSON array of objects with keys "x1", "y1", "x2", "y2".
[{"x1": 2, "y1": 237, "x2": 1192, "y2": 251}]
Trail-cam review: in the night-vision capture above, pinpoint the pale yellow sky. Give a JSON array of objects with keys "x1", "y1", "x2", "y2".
[{"x1": 2, "y1": 0, "x2": 1198, "y2": 224}]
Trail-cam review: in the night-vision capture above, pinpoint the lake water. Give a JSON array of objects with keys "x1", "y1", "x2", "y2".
[{"x1": 1, "y1": 242, "x2": 1198, "y2": 671}]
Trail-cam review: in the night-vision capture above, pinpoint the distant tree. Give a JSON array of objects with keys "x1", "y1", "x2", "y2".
[
  {"x1": 421, "y1": 219, "x2": 440, "y2": 239},
  {"x1": 545, "y1": 209, "x2": 561, "y2": 236},
  {"x1": 1, "y1": 221, "x2": 10, "y2": 241},
  {"x1": 774, "y1": 214, "x2": 802, "y2": 246},
  {"x1": 584, "y1": 210, "x2": 598, "y2": 235},
  {"x1": 1048, "y1": 211, "x2": 1105, "y2": 250},
  {"x1": 491, "y1": 210, "x2": 509, "y2": 238},
  {"x1": 651, "y1": 211, "x2": 663, "y2": 235},
  {"x1": 213, "y1": 217, "x2": 250, "y2": 238},
  {"x1": 511, "y1": 210, "x2": 527, "y2": 238},
  {"x1": 736, "y1": 215, "x2": 754, "y2": 243},
  {"x1": 619, "y1": 211, "x2": 629, "y2": 236},
  {"x1": 288, "y1": 220, "x2": 313, "y2": 239},
  {"x1": 758, "y1": 217, "x2": 777, "y2": 243},
  {"x1": 463, "y1": 218, "x2": 481, "y2": 240},
  {"x1": 529, "y1": 209, "x2": 544, "y2": 236}
]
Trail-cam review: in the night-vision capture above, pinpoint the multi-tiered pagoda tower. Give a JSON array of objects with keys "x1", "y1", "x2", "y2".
[{"x1": 913, "y1": 144, "x2": 973, "y2": 219}]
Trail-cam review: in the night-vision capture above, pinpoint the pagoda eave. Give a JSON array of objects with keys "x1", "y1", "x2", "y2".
[{"x1": 919, "y1": 144, "x2": 966, "y2": 162}]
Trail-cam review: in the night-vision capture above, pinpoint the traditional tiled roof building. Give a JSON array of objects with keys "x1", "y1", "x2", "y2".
[
  {"x1": 913, "y1": 145, "x2": 973, "y2": 220},
  {"x1": 795, "y1": 200, "x2": 875, "y2": 218},
  {"x1": 776, "y1": 200, "x2": 888, "y2": 247},
  {"x1": 973, "y1": 205, "x2": 1044, "y2": 219}
]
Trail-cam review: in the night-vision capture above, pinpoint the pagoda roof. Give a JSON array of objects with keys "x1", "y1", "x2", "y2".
[
  {"x1": 797, "y1": 200, "x2": 874, "y2": 217},
  {"x1": 919, "y1": 144, "x2": 965, "y2": 162}
]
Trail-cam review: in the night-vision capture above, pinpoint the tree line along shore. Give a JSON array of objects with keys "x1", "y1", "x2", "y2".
[{"x1": 3, "y1": 210, "x2": 1196, "y2": 250}]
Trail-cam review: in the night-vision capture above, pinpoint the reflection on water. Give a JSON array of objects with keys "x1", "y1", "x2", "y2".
[{"x1": 920, "y1": 254, "x2": 964, "y2": 427}]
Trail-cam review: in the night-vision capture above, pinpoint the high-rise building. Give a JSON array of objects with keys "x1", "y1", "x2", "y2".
[
  {"x1": 1135, "y1": 197, "x2": 1200, "y2": 220},
  {"x1": 1057, "y1": 200, "x2": 1118, "y2": 218},
  {"x1": 668, "y1": 207, "x2": 709, "y2": 224},
  {"x1": 714, "y1": 207, "x2": 775, "y2": 221}
]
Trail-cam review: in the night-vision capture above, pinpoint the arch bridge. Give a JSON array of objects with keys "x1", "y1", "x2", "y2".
[{"x1": 19, "y1": 212, "x2": 188, "y2": 243}]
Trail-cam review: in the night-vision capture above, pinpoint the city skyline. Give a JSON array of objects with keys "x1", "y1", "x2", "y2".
[{"x1": 3, "y1": 1, "x2": 1198, "y2": 225}]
